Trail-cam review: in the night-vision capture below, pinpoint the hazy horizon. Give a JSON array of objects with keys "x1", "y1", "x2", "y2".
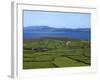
[
  {"x1": 24, "y1": 25, "x2": 91, "y2": 29},
  {"x1": 23, "y1": 10, "x2": 91, "y2": 29}
]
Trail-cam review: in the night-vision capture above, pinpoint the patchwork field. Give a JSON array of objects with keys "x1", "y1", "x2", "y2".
[{"x1": 23, "y1": 38, "x2": 90, "y2": 69}]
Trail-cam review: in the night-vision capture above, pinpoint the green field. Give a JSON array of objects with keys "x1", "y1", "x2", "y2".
[{"x1": 23, "y1": 38, "x2": 90, "y2": 69}]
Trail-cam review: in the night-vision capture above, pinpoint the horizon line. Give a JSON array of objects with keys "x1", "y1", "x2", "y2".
[{"x1": 23, "y1": 25, "x2": 91, "y2": 29}]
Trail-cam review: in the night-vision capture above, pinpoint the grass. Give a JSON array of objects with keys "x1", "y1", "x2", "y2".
[
  {"x1": 23, "y1": 38, "x2": 90, "y2": 69},
  {"x1": 53, "y1": 57, "x2": 87, "y2": 67}
]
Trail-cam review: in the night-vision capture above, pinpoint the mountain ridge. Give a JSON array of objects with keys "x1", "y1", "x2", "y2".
[{"x1": 24, "y1": 26, "x2": 90, "y2": 32}]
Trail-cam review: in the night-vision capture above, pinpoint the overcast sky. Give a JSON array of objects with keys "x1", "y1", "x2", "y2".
[{"x1": 23, "y1": 10, "x2": 91, "y2": 29}]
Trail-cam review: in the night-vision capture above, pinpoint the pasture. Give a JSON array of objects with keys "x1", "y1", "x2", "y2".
[{"x1": 23, "y1": 38, "x2": 90, "y2": 69}]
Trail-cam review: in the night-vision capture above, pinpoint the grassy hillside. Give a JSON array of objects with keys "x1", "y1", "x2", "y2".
[{"x1": 23, "y1": 38, "x2": 90, "y2": 69}]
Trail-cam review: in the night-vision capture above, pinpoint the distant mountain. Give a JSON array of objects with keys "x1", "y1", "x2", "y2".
[
  {"x1": 23, "y1": 26, "x2": 90, "y2": 40},
  {"x1": 75, "y1": 28, "x2": 90, "y2": 31},
  {"x1": 24, "y1": 26, "x2": 53, "y2": 31},
  {"x1": 24, "y1": 26, "x2": 90, "y2": 32}
]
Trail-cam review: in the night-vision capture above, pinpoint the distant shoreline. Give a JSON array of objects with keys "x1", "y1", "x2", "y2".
[{"x1": 23, "y1": 37, "x2": 90, "y2": 41}]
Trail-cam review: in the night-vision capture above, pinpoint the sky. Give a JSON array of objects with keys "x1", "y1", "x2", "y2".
[{"x1": 23, "y1": 10, "x2": 91, "y2": 29}]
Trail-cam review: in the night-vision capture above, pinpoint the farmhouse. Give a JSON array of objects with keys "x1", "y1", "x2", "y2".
[
  {"x1": 66, "y1": 41, "x2": 71, "y2": 46},
  {"x1": 31, "y1": 47, "x2": 48, "y2": 51}
]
